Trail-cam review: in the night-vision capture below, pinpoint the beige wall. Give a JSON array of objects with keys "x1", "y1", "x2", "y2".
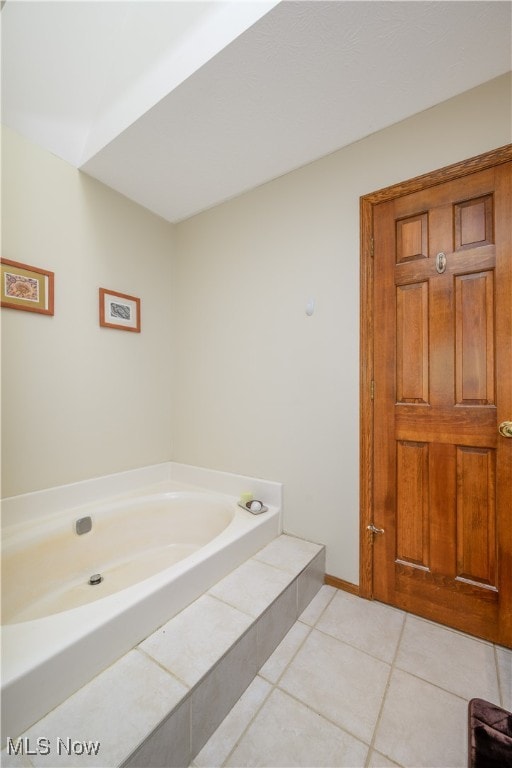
[
  {"x1": 1, "y1": 126, "x2": 175, "y2": 497},
  {"x1": 2, "y1": 75, "x2": 510, "y2": 583},
  {"x1": 172, "y1": 74, "x2": 511, "y2": 583}
]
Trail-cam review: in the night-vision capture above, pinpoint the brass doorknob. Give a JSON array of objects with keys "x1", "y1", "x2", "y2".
[
  {"x1": 367, "y1": 524, "x2": 385, "y2": 534},
  {"x1": 498, "y1": 421, "x2": 512, "y2": 438}
]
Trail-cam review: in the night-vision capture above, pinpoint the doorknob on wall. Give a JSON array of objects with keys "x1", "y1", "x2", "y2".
[{"x1": 498, "y1": 421, "x2": 512, "y2": 437}]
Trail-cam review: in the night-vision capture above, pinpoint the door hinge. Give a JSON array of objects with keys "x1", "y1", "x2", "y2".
[
  {"x1": 370, "y1": 236, "x2": 374, "y2": 259},
  {"x1": 370, "y1": 380, "x2": 375, "y2": 400}
]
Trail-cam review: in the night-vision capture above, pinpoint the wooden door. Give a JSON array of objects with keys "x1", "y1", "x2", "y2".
[{"x1": 361, "y1": 148, "x2": 512, "y2": 647}]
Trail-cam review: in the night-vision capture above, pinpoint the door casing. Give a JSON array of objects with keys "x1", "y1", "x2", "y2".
[{"x1": 359, "y1": 144, "x2": 512, "y2": 601}]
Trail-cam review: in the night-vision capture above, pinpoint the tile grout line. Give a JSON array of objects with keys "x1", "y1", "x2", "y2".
[
  {"x1": 220, "y1": 586, "x2": 396, "y2": 766},
  {"x1": 268, "y1": 582, "x2": 340, "y2": 691},
  {"x1": 135, "y1": 646, "x2": 192, "y2": 692},
  {"x1": 216, "y1": 637, "x2": 308, "y2": 766},
  {"x1": 190, "y1": 550, "x2": 326, "y2": 766},
  {"x1": 406, "y1": 613, "x2": 497, "y2": 648},
  {"x1": 371, "y1": 610, "x2": 502, "y2": 704},
  {"x1": 219, "y1": 587, "x2": 337, "y2": 767},
  {"x1": 205, "y1": 589, "x2": 259, "y2": 619},
  {"x1": 389, "y1": 666, "x2": 495, "y2": 705},
  {"x1": 252, "y1": 550, "x2": 324, "y2": 579},
  {"x1": 230, "y1": 587, "x2": 381, "y2": 760},
  {"x1": 264, "y1": 599, "x2": 389, "y2": 757},
  {"x1": 198, "y1": 589, "x2": 510, "y2": 768},
  {"x1": 132, "y1": 571, "x2": 300, "y2": 766},
  {"x1": 205, "y1": 548, "x2": 322, "y2": 620},
  {"x1": 272, "y1": 684, "x2": 372, "y2": 754},
  {"x1": 218, "y1": 676, "x2": 275, "y2": 768},
  {"x1": 219, "y1": 621, "x2": 318, "y2": 765},
  {"x1": 269, "y1": 623, "x2": 315, "y2": 688},
  {"x1": 363, "y1": 609, "x2": 408, "y2": 768},
  {"x1": 312, "y1": 620, "x2": 403, "y2": 668}
]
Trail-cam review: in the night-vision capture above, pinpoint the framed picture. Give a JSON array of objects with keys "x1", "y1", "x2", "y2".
[
  {"x1": 99, "y1": 288, "x2": 141, "y2": 333},
  {"x1": 1, "y1": 258, "x2": 54, "y2": 315}
]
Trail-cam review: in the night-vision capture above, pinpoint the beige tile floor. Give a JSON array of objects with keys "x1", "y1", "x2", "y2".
[{"x1": 193, "y1": 586, "x2": 512, "y2": 768}]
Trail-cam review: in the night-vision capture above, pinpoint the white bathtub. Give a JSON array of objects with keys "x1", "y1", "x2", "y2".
[{"x1": 1, "y1": 464, "x2": 282, "y2": 740}]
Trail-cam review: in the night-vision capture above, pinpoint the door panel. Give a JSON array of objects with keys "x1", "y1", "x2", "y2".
[
  {"x1": 456, "y1": 445, "x2": 496, "y2": 588},
  {"x1": 396, "y1": 282, "x2": 429, "y2": 403},
  {"x1": 455, "y1": 271, "x2": 495, "y2": 405},
  {"x1": 396, "y1": 440, "x2": 429, "y2": 568},
  {"x1": 370, "y1": 159, "x2": 511, "y2": 646}
]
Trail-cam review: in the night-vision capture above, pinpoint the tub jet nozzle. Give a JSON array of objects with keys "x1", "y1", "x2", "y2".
[
  {"x1": 88, "y1": 574, "x2": 103, "y2": 586},
  {"x1": 76, "y1": 516, "x2": 92, "y2": 535}
]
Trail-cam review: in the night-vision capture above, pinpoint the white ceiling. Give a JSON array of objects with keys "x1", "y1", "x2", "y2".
[{"x1": 2, "y1": 1, "x2": 511, "y2": 223}]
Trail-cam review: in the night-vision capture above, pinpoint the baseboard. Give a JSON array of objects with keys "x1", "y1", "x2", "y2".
[{"x1": 324, "y1": 574, "x2": 360, "y2": 596}]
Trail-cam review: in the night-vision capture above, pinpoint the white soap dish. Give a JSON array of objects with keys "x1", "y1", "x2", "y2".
[{"x1": 238, "y1": 500, "x2": 268, "y2": 515}]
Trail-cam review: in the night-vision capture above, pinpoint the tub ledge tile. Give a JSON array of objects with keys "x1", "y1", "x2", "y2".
[{"x1": 252, "y1": 534, "x2": 325, "y2": 578}]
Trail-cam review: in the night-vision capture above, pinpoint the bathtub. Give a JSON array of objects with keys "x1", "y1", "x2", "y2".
[{"x1": 1, "y1": 463, "x2": 282, "y2": 740}]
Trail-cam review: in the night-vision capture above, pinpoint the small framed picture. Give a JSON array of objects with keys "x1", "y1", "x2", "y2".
[
  {"x1": 99, "y1": 288, "x2": 141, "y2": 333},
  {"x1": 1, "y1": 258, "x2": 54, "y2": 315}
]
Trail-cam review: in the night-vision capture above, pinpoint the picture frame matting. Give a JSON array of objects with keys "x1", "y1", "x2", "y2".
[
  {"x1": 99, "y1": 288, "x2": 141, "y2": 332},
  {"x1": 1, "y1": 258, "x2": 55, "y2": 315}
]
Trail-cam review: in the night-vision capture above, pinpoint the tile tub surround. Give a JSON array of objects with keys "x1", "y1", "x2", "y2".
[{"x1": 1, "y1": 535, "x2": 324, "y2": 768}]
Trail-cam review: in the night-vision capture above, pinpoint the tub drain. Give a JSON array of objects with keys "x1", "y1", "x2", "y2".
[{"x1": 88, "y1": 574, "x2": 103, "y2": 586}]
